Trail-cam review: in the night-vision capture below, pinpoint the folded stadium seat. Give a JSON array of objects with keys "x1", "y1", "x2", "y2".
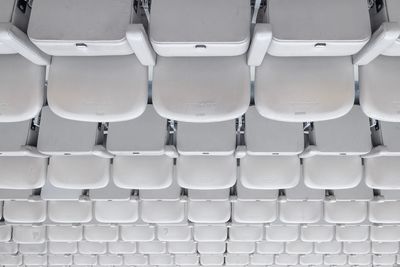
[
  {"x1": 156, "y1": 224, "x2": 192, "y2": 242},
  {"x1": 265, "y1": 224, "x2": 299, "y2": 242},
  {"x1": 27, "y1": 0, "x2": 155, "y2": 122},
  {"x1": 140, "y1": 176, "x2": 186, "y2": 223},
  {"x1": 188, "y1": 189, "x2": 231, "y2": 223},
  {"x1": 0, "y1": 120, "x2": 47, "y2": 189},
  {"x1": 84, "y1": 225, "x2": 119, "y2": 242},
  {"x1": 176, "y1": 120, "x2": 237, "y2": 189},
  {"x1": 324, "y1": 181, "x2": 373, "y2": 224},
  {"x1": 279, "y1": 178, "x2": 324, "y2": 224},
  {"x1": 48, "y1": 200, "x2": 93, "y2": 224},
  {"x1": 300, "y1": 224, "x2": 335, "y2": 243},
  {"x1": 354, "y1": 0, "x2": 400, "y2": 121},
  {"x1": 336, "y1": 224, "x2": 370, "y2": 242},
  {"x1": 38, "y1": 106, "x2": 112, "y2": 189},
  {"x1": 120, "y1": 224, "x2": 156, "y2": 242},
  {"x1": 12, "y1": 225, "x2": 46, "y2": 244},
  {"x1": 150, "y1": 0, "x2": 251, "y2": 122},
  {"x1": 232, "y1": 178, "x2": 278, "y2": 223},
  {"x1": 370, "y1": 190, "x2": 400, "y2": 223},
  {"x1": 3, "y1": 199, "x2": 46, "y2": 223},
  {"x1": 193, "y1": 224, "x2": 227, "y2": 242},
  {"x1": 364, "y1": 121, "x2": 400, "y2": 189},
  {"x1": 47, "y1": 225, "x2": 83, "y2": 242},
  {"x1": 0, "y1": 0, "x2": 49, "y2": 122},
  {"x1": 90, "y1": 177, "x2": 138, "y2": 223},
  {"x1": 302, "y1": 105, "x2": 372, "y2": 189},
  {"x1": 248, "y1": 0, "x2": 371, "y2": 122},
  {"x1": 239, "y1": 106, "x2": 303, "y2": 189},
  {"x1": 107, "y1": 105, "x2": 175, "y2": 189}
]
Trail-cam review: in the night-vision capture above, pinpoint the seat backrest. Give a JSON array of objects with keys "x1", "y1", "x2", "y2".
[
  {"x1": 245, "y1": 106, "x2": 304, "y2": 155},
  {"x1": 377, "y1": 121, "x2": 400, "y2": 153},
  {"x1": 188, "y1": 189, "x2": 230, "y2": 200},
  {"x1": 107, "y1": 105, "x2": 168, "y2": 155},
  {"x1": 0, "y1": 120, "x2": 32, "y2": 154},
  {"x1": 37, "y1": 106, "x2": 100, "y2": 155},
  {"x1": 266, "y1": 0, "x2": 371, "y2": 57},
  {"x1": 310, "y1": 105, "x2": 371, "y2": 155},
  {"x1": 149, "y1": 0, "x2": 250, "y2": 57},
  {"x1": 28, "y1": 0, "x2": 135, "y2": 56},
  {"x1": 177, "y1": 120, "x2": 236, "y2": 155}
]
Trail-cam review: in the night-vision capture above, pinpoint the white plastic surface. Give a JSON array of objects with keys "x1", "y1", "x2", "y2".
[
  {"x1": 153, "y1": 56, "x2": 250, "y2": 122},
  {"x1": 47, "y1": 55, "x2": 147, "y2": 122},
  {"x1": 255, "y1": 55, "x2": 354, "y2": 122}
]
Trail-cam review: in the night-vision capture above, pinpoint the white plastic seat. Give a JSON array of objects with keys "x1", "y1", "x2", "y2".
[
  {"x1": 157, "y1": 224, "x2": 192, "y2": 241},
  {"x1": 0, "y1": 120, "x2": 47, "y2": 189},
  {"x1": 365, "y1": 121, "x2": 400, "y2": 189},
  {"x1": 250, "y1": 254, "x2": 274, "y2": 265},
  {"x1": 123, "y1": 254, "x2": 148, "y2": 265},
  {"x1": 120, "y1": 224, "x2": 155, "y2": 241},
  {"x1": 38, "y1": 106, "x2": 112, "y2": 189},
  {"x1": 94, "y1": 199, "x2": 138, "y2": 223},
  {"x1": 193, "y1": 224, "x2": 227, "y2": 242},
  {"x1": 355, "y1": 0, "x2": 400, "y2": 121},
  {"x1": 108, "y1": 105, "x2": 175, "y2": 189},
  {"x1": 197, "y1": 242, "x2": 225, "y2": 254},
  {"x1": 0, "y1": 0, "x2": 49, "y2": 122},
  {"x1": 108, "y1": 242, "x2": 136, "y2": 254},
  {"x1": 300, "y1": 224, "x2": 335, "y2": 242},
  {"x1": 74, "y1": 254, "x2": 98, "y2": 265},
  {"x1": 249, "y1": 0, "x2": 370, "y2": 122},
  {"x1": 348, "y1": 254, "x2": 372, "y2": 265},
  {"x1": 232, "y1": 178, "x2": 278, "y2": 223},
  {"x1": 47, "y1": 225, "x2": 83, "y2": 242},
  {"x1": 285, "y1": 241, "x2": 313, "y2": 254},
  {"x1": 256, "y1": 241, "x2": 284, "y2": 254},
  {"x1": 168, "y1": 241, "x2": 197, "y2": 254},
  {"x1": 0, "y1": 254, "x2": 22, "y2": 265},
  {"x1": 200, "y1": 254, "x2": 224, "y2": 265},
  {"x1": 302, "y1": 106, "x2": 371, "y2": 189},
  {"x1": 98, "y1": 255, "x2": 123, "y2": 266},
  {"x1": 240, "y1": 106, "x2": 303, "y2": 189},
  {"x1": 343, "y1": 241, "x2": 371, "y2": 255},
  {"x1": 188, "y1": 189, "x2": 231, "y2": 223},
  {"x1": 28, "y1": 0, "x2": 155, "y2": 122},
  {"x1": 19, "y1": 243, "x2": 46, "y2": 254},
  {"x1": 175, "y1": 254, "x2": 199, "y2": 265},
  {"x1": 226, "y1": 241, "x2": 255, "y2": 254},
  {"x1": 225, "y1": 253, "x2": 250, "y2": 265},
  {"x1": 370, "y1": 225, "x2": 400, "y2": 242},
  {"x1": 3, "y1": 200, "x2": 46, "y2": 223},
  {"x1": 150, "y1": 0, "x2": 250, "y2": 122},
  {"x1": 137, "y1": 241, "x2": 167, "y2": 254},
  {"x1": 324, "y1": 181, "x2": 373, "y2": 223},
  {"x1": 279, "y1": 178, "x2": 324, "y2": 223},
  {"x1": 140, "y1": 176, "x2": 185, "y2": 223},
  {"x1": 84, "y1": 225, "x2": 119, "y2": 242},
  {"x1": 324, "y1": 254, "x2": 347, "y2": 265},
  {"x1": 24, "y1": 255, "x2": 47, "y2": 265},
  {"x1": 48, "y1": 242, "x2": 77, "y2": 254},
  {"x1": 300, "y1": 254, "x2": 323, "y2": 266},
  {"x1": 12, "y1": 225, "x2": 46, "y2": 244},
  {"x1": 314, "y1": 241, "x2": 342, "y2": 254},
  {"x1": 48, "y1": 200, "x2": 92, "y2": 223},
  {"x1": 336, "y1": 225, "x2": 370, "y2": 242},
  {"x1": 229, "y1": 224, "x2": 263, "y2": 241},
  {"x1": 78, "y1": 241, "x2": 107, "y2": 255},
  {"x1": 177, "y1": 120, "x2": 237, "y2": 189},
  {"x1": 265, "y1": 225, "x2": 298, "y2": 242},
  {"x1": 275, "y1": 254, "x2": 298, "y2": 265},
  {"x1": 370, "y1": 190, "x2": 400, "y2": 223}
]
